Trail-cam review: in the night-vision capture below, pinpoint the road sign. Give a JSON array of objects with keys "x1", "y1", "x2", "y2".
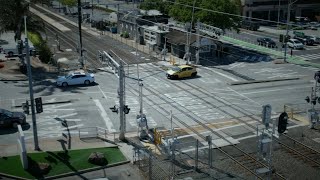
[{"x1": 262, "y1": 104, "x2": 272, "y2": 128}]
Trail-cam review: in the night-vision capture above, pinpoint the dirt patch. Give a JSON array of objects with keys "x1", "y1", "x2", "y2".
[{"x1": 0, "y1": 56, "x2": 58, "y2": 81}]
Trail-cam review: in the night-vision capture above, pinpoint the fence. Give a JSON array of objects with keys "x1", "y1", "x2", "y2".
[
  {"x1": 78, "y1": 127, "x2": 114, "y2": 141},
  {"x1": 133, "y1": 138, "x2": 223, "y2": 180},
  {"x1": 283, "y1": 103, "x2": 312, "y2": 121}
]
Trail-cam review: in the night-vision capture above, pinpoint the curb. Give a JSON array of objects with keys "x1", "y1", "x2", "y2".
[
  {"x1": 0, "y1": 78, "x2": 28, "y2": 81},
  {"x1": 13, "y1": 100, "x2": 72, "y2": 108},
  {"x1": 0, "y1": 160, "x2": 130, "y2": 180},
  {"x1": 229, "y1": 77, "x2": 300, "y2": 85}
]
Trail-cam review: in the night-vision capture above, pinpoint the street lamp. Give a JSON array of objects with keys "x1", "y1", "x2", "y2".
[{"x1": 284, "y1": 0, "x2": 298, "y2": 63}]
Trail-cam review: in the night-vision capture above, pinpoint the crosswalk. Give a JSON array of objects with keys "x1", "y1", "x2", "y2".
[
  {"x1": 241, "y1": 55, "x2": 272, "y2": 62},
  {"x1": 297, "y1": 53, "x2": 320, "y2": 61}
]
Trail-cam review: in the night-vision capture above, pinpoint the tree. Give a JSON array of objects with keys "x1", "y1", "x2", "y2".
[
  {"x1": 0, "y1": 0, "x2": 29, "y2": 40},
  {"x1": 139, "y1": 0, "x2": 170, "y2": 15},
  {"x1": 139, "y1": 0, "x2": 242, "y2": 31},
  {"x1": 59, "y1": 0, "x2": 76, "y2": 7}
]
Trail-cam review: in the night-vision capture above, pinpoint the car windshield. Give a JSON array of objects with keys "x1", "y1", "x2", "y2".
[
  {"x1": 0, "y1": 109, "x2": 13, "y2": 117},
  {"x1": 293, "y1": 40, "x2": 301, "y2": 44},
  {"x1": 171, "y1": 67, "x2": 181, "y2": 71},
  {"x1": 66, "y1": 74, "x2": 73, "y2": 79},
  {"x1": 265, "y1": 38, "x2": 272, "y2": 42}
]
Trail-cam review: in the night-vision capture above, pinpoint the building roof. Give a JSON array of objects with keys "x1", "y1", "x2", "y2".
[{"x1": 164, "y1": 29, "x2": 197, "y2": 45}]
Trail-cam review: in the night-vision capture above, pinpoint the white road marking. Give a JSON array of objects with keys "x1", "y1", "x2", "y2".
[
  {"x1": 94, "y1": 99, "x2": 116, "y2": 133},
  {"x1": 58, "y1": 113, "x2": 78, "y2": 118},
  {"x1": 229, "y1": 62, "x2": 244, "y2": 69},
  {"x1": 203, "y1": 67, "x2": 239, "y2": 81},
  {"x1": 241, "y1": 86, "x2": 313, "y2": 95}
]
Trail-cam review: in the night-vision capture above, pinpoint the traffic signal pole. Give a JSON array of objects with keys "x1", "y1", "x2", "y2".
[{"x1": 24, "y1": 16, "x2": 40, "y2": 151}]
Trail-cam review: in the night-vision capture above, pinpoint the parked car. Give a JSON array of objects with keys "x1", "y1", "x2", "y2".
[
  {"x1": 0, "y1": 109, "x2": 26, "y2": 128},
  {"x1": 257, "y1": 37, "x2": 277, "y2": 48},
  {"x1": 166, "y1": 65, "x2": 197, "y2": 79},
  {"x1": 309, "y1": 35, "x2": 320, "y2": 44},
  {"x1": 287, "y1": 39, "x2": 304, "y2": 49},
  {"x1": 56, "y1": 70, "x2": 95, "y2": 87}
]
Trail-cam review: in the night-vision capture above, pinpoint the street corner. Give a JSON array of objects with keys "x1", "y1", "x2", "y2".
[{"x1": 0, "y1": 58, "x2": 28, "y2": 81}]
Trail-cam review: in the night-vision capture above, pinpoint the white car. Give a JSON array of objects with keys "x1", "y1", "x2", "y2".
[
  {"x1": 309, "y1": 35, "x2": 320, "y2": 44},
  {"x1": 56, "y1": 70, "x2": 95, "y2": 87},
  {"x1": 287, "y1": 39, "x2": 304, "y2": 49}
]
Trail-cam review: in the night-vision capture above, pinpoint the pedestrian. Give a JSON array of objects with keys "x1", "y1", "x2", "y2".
[{"x1": 290, "y1": 49, "x2": 293, "y2": 56}]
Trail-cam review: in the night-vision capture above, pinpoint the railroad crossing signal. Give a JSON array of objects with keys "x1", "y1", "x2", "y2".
[
  {"x1": 22, "y1": 100, "x2": 29, "y2": 115},
  {"x1": 262, "y1": 104, "x2": 272, "y2": 129},
  {"x1": 124, "y1": 105, "x2": 130, "y2": 114},
  {"x1": 278, "y1": 112, "x2": 288, "y2": 134},
  {"x1": 35, "y1": 97, "x2": 43, "y2": 113}
]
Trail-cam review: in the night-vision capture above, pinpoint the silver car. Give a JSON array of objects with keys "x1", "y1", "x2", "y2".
[
  {"x1": 287, "y1": 39, "x2": 304, "y2": 50},
  {"x1": 56, "y1": 70, "x2": 95, "y2": 87}
]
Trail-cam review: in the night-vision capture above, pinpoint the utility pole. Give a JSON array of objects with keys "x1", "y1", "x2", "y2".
[
  {"x1": 284, "y1": 0, "x2": 298, "y2": 63},
  {"x1": 277, "y1": 0, "x2": 281, "y2": 27},
  {"x1": 77, "y1": 0, "x2": 84, "y2": 68},
  {"x1": 195, "y1": 19, "x2": 200, "y2": 65},
  {"x1": 91, "y1": 0, "x2": 94, "y2": 23},
  {"x1": 119, "y1": 61, "x2": 126, "y2": 141},
  {"x1": 24, "y1": 16, "x2": 40, "y2": 151}
]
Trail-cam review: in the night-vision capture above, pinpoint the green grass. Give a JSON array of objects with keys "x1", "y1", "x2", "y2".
[
  {"x1": 0, "y1": 147, "x2": 126, "y2": 179},
  {"x1": 28, "y1": 31, "x2": 43, "y2": 47}
]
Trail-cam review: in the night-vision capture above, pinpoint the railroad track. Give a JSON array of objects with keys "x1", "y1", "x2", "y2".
[
  {"x1": 30, "y1": 5, "x2": 157, "y2": 67},
  {"x1": 275, "y1": 134, "x2": 320, "y2": 168},
  {"x1": 124, "y1": 63, "x2": 286, "y2": 179}
]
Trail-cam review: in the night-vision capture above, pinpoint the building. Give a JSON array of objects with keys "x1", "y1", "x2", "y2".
[{"x1": 242, "y1": 0, "x2": 320, "y2": 23}]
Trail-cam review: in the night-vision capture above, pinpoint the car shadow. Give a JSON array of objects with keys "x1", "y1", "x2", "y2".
[
  {"x1": 0, "y1": 123, "x2": 31, "y2": 135},
  {"x1": 57, "y1": 82, "x2": 100, "y2": 89},
  {"x1": 169, "y1": 75, "x2": 202, "y2": 80}
]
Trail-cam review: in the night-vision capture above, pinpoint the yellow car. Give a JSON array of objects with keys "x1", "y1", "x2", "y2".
[{"x1": 166, "y1": 65, "x2": 197, "y2": 79}]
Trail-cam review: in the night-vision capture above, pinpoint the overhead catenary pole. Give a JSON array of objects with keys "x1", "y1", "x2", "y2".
[
  {"x1": 24, "y1": 16, "x2": 40, "y2": 151},
  {"x1": 78, "y1": 0, "x2": 84, "y2": 68}
]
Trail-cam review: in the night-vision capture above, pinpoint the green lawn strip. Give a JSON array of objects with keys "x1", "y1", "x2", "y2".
[
  {"x1": 222, "y1": 36, "x2": 284, "y2": 57},
  {"x1": 222, "y1": 36, "x2": 320, "y2": 68},
  {"x1": 0, "y1": 147, "x2": 126, "y2": 179}
]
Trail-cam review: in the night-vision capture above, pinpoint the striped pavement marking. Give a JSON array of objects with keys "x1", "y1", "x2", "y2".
[{"x1": 297, "y1": 53, "x2": 320, "y2": 60}]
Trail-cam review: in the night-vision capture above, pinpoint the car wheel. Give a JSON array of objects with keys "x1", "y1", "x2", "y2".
[
  {"x1": 8, "y1": 52, "x2": 13, "y2": 57},
  {"x1": 13, "y1": 122, "x2": 18, "y2": 128},
  {"x1": 191, "y1": 72, "x2": 197, "y2": 77},
  {"x1": 84, "y1": 80, "x2": 90, "y2": 85},
  {"x1": 174, "y1": 75, "x2": 179, "y2": 79},
  {"x1": 62, "y1": 82, "x2": 68, "y2": 87}
]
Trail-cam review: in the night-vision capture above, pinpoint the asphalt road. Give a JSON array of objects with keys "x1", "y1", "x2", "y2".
[
  {"x1": 0, "y1": 60, "x2": 316, "y2": 151},
  {"x1": 1, "y1": 4, "x2": 318, "y2": 153}
]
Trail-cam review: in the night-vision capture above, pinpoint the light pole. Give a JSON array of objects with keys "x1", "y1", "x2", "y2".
[
  {"x1": 24, "y1": 16, "x2": 40, "y2": 151},
  {"x1": 284, "y1": 0, "x2": 298, "y2": 63},
  {"x1": 277, "y1": 0, "x2": 281, "y2": 26},
  {"x1": 77, "y1": 0, "x2": 84, "y2": 68}
]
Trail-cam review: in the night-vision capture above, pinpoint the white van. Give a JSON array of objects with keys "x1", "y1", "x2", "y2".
[{"x1": 0, "y1": 32, "x2": 34, "y2": 57}]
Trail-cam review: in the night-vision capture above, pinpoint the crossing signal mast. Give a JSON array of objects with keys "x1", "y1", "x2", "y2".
[{"x1": 305, "y1": 71, "x2": 320, "y2": 129}]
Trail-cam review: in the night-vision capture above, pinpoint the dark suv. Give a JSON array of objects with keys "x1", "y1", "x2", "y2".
[
  {"x1": 257, "y1": 37, "x2": 277, "y2": 48},
  {"x1": 0, "y1": 109, "x2": 26, "y2": 128},
  {"x1": 294, "y1": 36, "x2": 315, "y2": 45}
]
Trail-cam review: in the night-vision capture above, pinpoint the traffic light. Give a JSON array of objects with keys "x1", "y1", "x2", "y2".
[
  {"x1": 305, "y1": 96, "x2": 310, "y2": 103},
  {"x1": 17, "y1": 40, "x2": 24, "y2": 55},
  {"x1": 278, "y1": 112, "x2": 288, "y2": 134},
  {"x1": 314, "y1": 71, "x2": 320, "y2": 83},
  {"x1": 35, "y1": 97, "x2": 43, "y2": 113},
  {"x1": 22, "y1": 100, "x2": 29, "y2": 115},
  {"x1": 124, "y1": 105, "x2": 130, "y2": 114},
  {"x1": 98, "y1": 53, "x2": 103, "y2": 62}
]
